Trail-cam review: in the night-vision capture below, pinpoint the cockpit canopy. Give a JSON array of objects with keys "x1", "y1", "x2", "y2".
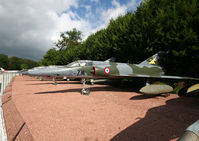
[{"x1": 66, "y1": 60, "x2": 93, "y2": 67}]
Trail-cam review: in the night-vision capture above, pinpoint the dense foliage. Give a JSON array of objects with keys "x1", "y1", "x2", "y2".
[
  {"x1": 0, "y1": 54, "x2": 9, "y2": 69},
  {"x1": 41, "y1": 0, "x2": 199, "y2": 77},
  {"x1": 0, "y1": 54, "x2": 39, "y2": 70}
]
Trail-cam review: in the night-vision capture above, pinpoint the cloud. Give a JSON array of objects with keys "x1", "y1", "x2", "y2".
[
  {"x1": 51, "y1": 11, "x2": 93, "y2": 41},
  {"x1": 0, "y1": 0, "x2": 78, "y2": 60},
  {"x1": 0, "y1": 0, "x2": 141, "y2": 61},
  {"x1": 112, "y1": 0, "x2": 121, "y2": 8},
  {"x1": 95, "y1": 0, "x2": 127, "y2": 30},
  {"x1": 84, "y1": 5, "x2": 92, "y2": 19},
  {"x1": 127, "y1": 0, "x2": 142, "y2": 10},
  {"x1": 127, "y1": 0, "x2": 137, "y2": 8}
]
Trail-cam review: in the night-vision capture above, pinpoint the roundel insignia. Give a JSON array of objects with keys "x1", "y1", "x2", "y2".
[{"x1": 104, "y1": 67, "x2": 110, "y2": 74}]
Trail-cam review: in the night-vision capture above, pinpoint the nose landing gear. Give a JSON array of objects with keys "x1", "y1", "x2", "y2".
[{"x1": 81, "y1": 78, "x2": 90, "y2": 95}]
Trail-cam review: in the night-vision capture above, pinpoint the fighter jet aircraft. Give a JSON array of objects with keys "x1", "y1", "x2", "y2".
[{"x1": 24, "y1": 52, "x2": 199, "y2": 95}]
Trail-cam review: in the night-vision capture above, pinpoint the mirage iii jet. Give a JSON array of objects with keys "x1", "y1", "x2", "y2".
[{"x1": 24, "y1": 52, "x2": 198, "y2": 95}]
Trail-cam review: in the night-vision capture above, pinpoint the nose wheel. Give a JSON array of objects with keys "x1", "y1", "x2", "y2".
[{"x1": 81, "y1": 78, "x2": 90, "y2": 95}]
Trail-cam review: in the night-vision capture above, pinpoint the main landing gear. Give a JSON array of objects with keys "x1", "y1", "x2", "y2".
[
  {"x1": 52, "y1": 77, "x2": 57, "y2": 85},
  {"x1": 81, "y1": 78, "x2": 90, "y2": 95}
]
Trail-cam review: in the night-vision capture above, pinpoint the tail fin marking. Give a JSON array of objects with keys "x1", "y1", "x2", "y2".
[{"x1": 139, "y1": 53, "x2": 159, "y2": 66}]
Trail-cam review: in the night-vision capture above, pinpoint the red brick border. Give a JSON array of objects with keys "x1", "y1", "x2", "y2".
[{"x1": 2, "y1": 79, "x2": 34, "y2": 141}]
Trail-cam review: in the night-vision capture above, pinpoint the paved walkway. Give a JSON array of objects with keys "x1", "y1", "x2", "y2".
[{"x1": 3, "y1": 76, "x2": 199, "y2": 141}]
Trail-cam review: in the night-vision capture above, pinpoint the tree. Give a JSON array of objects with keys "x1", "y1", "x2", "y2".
[
  {"x1": 56, "y1": 28, "x2": 82, "y2": 50},
  {"x1": 8, "y1": 56, "x2": 21, "y2": 70},
  {"x1": 20, "y1": 64, "x2": 29, "y2": 70},
  {"x1": 0, "y1": 54, "x2": 9, "y2": 69},
  {"x1": 41, "y1": 48, "x2": 60, "y2": 66},
  {"x1": 136, "y1": 0, "x2": 199, "y2": 77}
]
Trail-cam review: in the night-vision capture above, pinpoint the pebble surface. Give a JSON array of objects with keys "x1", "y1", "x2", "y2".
[{"x1": 4, "y1": 76, "x2": 199, "y2": 141}]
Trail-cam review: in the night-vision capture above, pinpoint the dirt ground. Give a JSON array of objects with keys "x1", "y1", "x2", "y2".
[{"x1": 3, "y1": 76, "x2": 199, "y2": 141}]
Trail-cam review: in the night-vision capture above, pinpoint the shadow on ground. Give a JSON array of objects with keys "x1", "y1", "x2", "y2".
[
  {"x1": 111, "y1": 97, "x2": 199, "y2": 141},
  {"x1": 129, "y1": 94, "x2": 158, "y2": 100},
  {"x1": 25, "y1": 81, "x2": 80, "y2": 85},
  {"x1": 34, "y1": 86, "x2": 133, "y2": 94}
]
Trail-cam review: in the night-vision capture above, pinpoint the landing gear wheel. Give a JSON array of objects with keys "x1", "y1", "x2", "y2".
[
  {"x1": 52, "y1": 77, "x2": 57, "y2": 85},
  {"x1": 81, "y1": 89, "x2": 90, "y2": 95},
  {"x1": 40, "y1": 77, "x2": 43, "y2": 81},
  {"x1": 81, "y1": 78, "x2": 90, "y2": 95}
]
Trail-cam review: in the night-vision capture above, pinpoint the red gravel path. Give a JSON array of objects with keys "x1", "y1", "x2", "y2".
[{"x1": 4, "y1": 76, "x2": 199, "y2": 141}]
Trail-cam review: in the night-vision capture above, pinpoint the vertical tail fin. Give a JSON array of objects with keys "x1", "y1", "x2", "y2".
[{"x1": 139, "y1": 52, "x2": 160, "y2": 66}]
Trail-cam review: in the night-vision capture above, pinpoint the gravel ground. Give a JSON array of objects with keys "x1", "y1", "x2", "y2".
[{"x1": 4, "y1": 76, "x2": 199, "y2": 141}]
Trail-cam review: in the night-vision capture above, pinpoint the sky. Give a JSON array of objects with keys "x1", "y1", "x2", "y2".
[{"x1": 0, "y1": 0, "x2": 142, "y2": 61}]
